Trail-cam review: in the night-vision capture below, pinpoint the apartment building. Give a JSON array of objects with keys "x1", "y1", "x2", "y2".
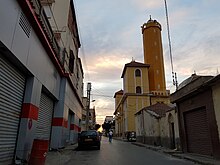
[{"x1": 0, "y1": 0, "x2": 83, "y2": 164}]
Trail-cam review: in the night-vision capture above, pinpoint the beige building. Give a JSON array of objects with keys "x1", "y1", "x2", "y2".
[
  {"x1": 114, "y1": 18, "x2": 170, "y2": 138},
  {"x1": 114, "y1": 61, "x2": 152, "y2": 136},
  {"x1": 81, "y1": 97, "x2": 87, "y2": 131},
  {"x1": 89, "y1": 107, "x2": 96, "y2": 130},
  {"x1": 81, "y1": 97, "x2": 96, "y2": 131},
  {"x1": 114, "y1": 90, "x2": 123, "y2": 136}
]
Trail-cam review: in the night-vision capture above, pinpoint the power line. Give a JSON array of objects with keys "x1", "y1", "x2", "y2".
[
  {"x1": 164, "y1": 0, "x2": 173, "y2": 74},
  {"x1": 91, "y1": 94, "x2": 113, "y2": 98},
  {"x1": 164, "y1": 0, "x2": 178, "y2": 90}
]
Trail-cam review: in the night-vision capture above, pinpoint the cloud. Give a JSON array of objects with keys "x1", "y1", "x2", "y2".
[
  {"x1": 91, "y1": 98, "x2": 115, "y2": 124},
  {"x1": 168, "y1": 31, "x2": 220, "y2": 87},
  {"x1": 82, "y1": 51, "x2": 133, "y2": 83},
  {"x1": 131, "y1": 0, "x2": 163, "y2": 9},
  {"x1": 76, "y1": 0, "x2": 220, "y2": 121}
]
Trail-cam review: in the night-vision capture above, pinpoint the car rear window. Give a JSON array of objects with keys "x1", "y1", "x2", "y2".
[{"x1": 80, "y1": 131, "x2": 97, "y2": 136}]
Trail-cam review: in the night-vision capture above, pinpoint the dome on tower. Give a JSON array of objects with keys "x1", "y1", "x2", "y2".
[{"x1": 141, "y1": 17, "x2": 161, "y2": 33}]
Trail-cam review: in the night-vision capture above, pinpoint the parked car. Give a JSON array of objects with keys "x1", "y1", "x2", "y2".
[
  {"x1": 127, "y1": 131, "x2": 136, "y2": 142},
  {"x1": 78, "y1": 130, "x2": 101, "y2": 150}
]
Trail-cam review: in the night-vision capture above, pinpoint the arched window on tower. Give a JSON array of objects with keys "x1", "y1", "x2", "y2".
[
  {"x1": 136, "y1": 86, "x2": 142, "y2": 94},
  {"x1": 135, "y1": 69, "x2": 141, "y2": 77}
]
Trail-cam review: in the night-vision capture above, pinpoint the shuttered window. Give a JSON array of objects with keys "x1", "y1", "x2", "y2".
[
  {"x1": 184, "y1": 108, "x2": 213, "y2": 156},
  {"x1": 0, "y1": 56, "x2": 25, "y2": 164},
  {"x1": 35, "y1": 93, "x2": 54, "y2": 140}
]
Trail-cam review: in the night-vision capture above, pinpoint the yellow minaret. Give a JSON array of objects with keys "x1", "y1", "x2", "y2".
[{"x1": 142, "y1": 17, "x2": 166, "y2": 92}]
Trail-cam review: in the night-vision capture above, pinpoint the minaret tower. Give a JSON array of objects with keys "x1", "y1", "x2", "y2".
[{"x1": 142, "y1": 17, "x2": 166, "y2": 92}]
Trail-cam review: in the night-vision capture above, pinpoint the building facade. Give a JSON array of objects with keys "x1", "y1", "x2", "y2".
[
  {"x1": 0, "y1": 0, "x2": 84, "y2": 164},
  {"x1": 171, "y1": 74, "x2": 220, "y2": 159},
  {"x1": 116, "y1": 61, "x2": 151, "y2": 136},
  {"x1": 114, "y1": 90, "x2": 124, "y2": 137},
  {"x1": 88, "y1": 107, "x2": 96, "y2": 130},
  {"x1": 81, "y1": 97, "x2": 88, "y2": 131},
  {"x1": 114, "y1": 18, "x2": 170, "y2": 138},
  {"x1": 135, "y1": 103, "x2": 180, "y2": 149},
  {"x1": 142, "y1": 18, "x2": 166, "y2": 92}
]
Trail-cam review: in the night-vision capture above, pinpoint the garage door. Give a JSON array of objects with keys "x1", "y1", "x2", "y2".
[
  {"x1": 0, "y1": 55, "x2": 25, "y2": 164},
  {"x1": 184, "y1": 108, "x2": 213, "y2": 156},
  {"x1": 35, "y1": 92, "x2": 54, "y2": 140}
]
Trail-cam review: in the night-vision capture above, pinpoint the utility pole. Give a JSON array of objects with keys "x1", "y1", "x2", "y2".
[
  {"x1": 164, "y1": 0, "x2": 178, "y2": 91},
  {"x1": 86, "y1": 82, "x2": 91, "y2": 131}
]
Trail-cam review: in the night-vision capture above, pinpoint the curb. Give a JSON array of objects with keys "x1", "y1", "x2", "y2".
[{"x1": 131, "y1": 142, "x2": 219, "y2": 165}]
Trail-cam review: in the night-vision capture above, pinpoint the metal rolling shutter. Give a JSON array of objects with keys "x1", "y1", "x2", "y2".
[
  {"x1": 184, "y1": 108, "x2": 213, "y2": 156},
  {"x1": 35, "y1": 93, "x2": 54, "y2": 140},
  {"x1": 0, "y1": 56, "x2": 25, "y2": 163}
]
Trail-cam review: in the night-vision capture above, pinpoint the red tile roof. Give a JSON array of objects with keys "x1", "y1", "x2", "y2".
[
  {"x1": 114, "y1": 89, "x2": 123, "y2": 98},
  {"x1": 141, "y1": 103, "x2": 173, "y2": 117}
]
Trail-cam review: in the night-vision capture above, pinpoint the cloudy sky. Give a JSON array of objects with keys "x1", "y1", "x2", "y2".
[{"x1": 74, "y1": 0, "x2": 220, "y2": 124}]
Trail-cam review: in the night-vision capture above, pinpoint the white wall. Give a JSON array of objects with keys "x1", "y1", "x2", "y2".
[
  {"x1": 144, "y1": 111, "x2": 160, "y2": 137},
  {"x1": 135, "y1": 114, "x2": 142, "y2": 136},
  {"x1": 0, "y1": 0, "x2": 61, "y2": 99},
  {"x1": 65, "y1": 81, "x2": 82, "y2": 120}
]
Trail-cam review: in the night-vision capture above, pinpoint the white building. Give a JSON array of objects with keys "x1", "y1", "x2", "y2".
[
  {"x1": 0, "y1": 0, "x2": 83, "y2": 164},
  {"x1": 135, "y1": 103, "x2": 180, "y2": 149}
]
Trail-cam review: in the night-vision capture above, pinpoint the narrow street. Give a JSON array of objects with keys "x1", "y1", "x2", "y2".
[{"x1": 65, "y1": 137, "x2": 195, "y2": 165}]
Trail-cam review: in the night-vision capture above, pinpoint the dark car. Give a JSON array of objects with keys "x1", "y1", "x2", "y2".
[{"x1": 78, "y1": 130, "x2": 101, "y2": 150}]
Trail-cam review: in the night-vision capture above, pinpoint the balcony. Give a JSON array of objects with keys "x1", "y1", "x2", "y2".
[{"x1": 29, "y1": 0, "x2": 65, "y2": 69}]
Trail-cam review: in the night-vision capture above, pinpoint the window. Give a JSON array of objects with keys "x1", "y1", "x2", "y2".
[
  {"x1": 69, "y1": 50, "x2": 75, "y2": 73},
  {"x1": 136, "y1": 86, "x2": 142, "y2": 94},
  {"x1": 135, "y1": 69, "x2": 141, "y2": 77}
]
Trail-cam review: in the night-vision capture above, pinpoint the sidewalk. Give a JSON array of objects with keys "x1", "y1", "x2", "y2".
[
  {"x1": 114, "y1": 137, "x2": 220, "y2": 165},
  {"x1": 45, "y1": 143, "x2": 78, "y2": 165}
]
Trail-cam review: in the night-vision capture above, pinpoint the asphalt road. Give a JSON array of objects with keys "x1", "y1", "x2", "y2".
[{"x1": 66, "y1": 136, "x2": 196, "y2": 165}]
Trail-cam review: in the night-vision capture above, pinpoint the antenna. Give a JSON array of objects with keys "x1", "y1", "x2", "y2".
[{"x1": 164, "y1": 0, "x2": 178, "y2": 90}]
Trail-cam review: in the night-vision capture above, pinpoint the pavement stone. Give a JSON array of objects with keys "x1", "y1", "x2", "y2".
[{"x1": 45, "y1": 143, "x2": 78, "y2": 165}]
